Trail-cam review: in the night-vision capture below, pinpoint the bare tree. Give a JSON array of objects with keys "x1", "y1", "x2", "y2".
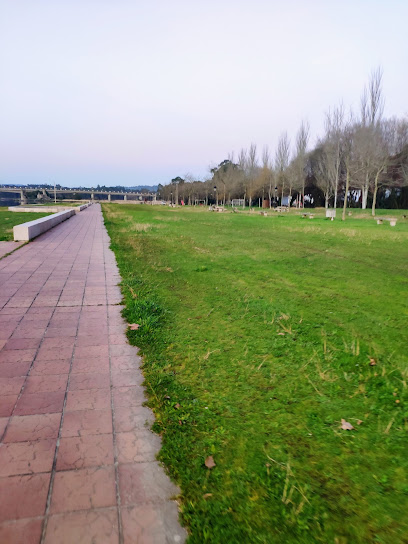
[
  {"x1": 245, "y1": 143, "x2": 258, "y2": 207},
  {"x1": 262, "y1": 146, "x2": 273, "y2": 208},
  {"x1": 357, "y1": 67, "x2": 385, "y2": 209},
  {"x1": 294, "y1": 120, "x2": 310, "y2": 207},
  {"x1": 324, "y1": 103, "x2": 345, "y2": 208},
  {"x1": 311, "y1": 145, "x2": 332, "y2": 208},
  {"x1": 237, "y1": 148, "x2": 248, "y2": 207},
  {"x1": 361, "y1": 66, "x2": 384, "y2": 128},
  {"x1": 275, "y1": 132, "x2": 290, "y2": 205}
]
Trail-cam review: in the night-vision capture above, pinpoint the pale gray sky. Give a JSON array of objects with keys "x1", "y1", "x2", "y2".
[{"x1": 1, "y1": 0, "x2": 407, "y2": 187}]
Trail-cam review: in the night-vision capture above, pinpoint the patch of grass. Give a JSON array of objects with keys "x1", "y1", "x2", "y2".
[
  {"x1": 103, "y1": 204, "x2": 408, "y2": 544},
  {"x1": 0, "y1": 207, "x2": 52, "y2": 241}
]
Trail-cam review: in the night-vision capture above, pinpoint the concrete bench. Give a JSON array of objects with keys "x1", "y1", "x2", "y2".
[
  {"x1": 9, "y1": 202, "x2": 91, "y2": 214},
  {"x1": 376, "y1": 217, "x2": 397, "y2": 226},
  {"x1": 13, "y1": 209, "x2": 75, "y2": 241}
]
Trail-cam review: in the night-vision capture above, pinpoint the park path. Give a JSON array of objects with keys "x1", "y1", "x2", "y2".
[{"x1": 0, "y1": 205, "x2": 186, "y2": 544}]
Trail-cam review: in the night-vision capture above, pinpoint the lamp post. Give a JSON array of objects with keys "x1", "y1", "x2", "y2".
[
  {"x1": 170, "y1": 192, "x2": 173, "y2": 205},
  {"x1": 274, "y1": 186, "x2": 278, "y2": 207},
  {"x1": 54, "y1": 182, "x2": 57, "y2": 204},
  {"x1": 213, "y1": 186, "x2": 217, "y2": 206}
]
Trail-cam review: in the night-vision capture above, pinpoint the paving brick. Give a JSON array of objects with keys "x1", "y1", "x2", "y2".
[
  {"x1": 75, "y1": 334, "x2": 109, "y2": 347},
  {"x1": 2, "y1": 338, "x2": 42, "y2": 351},
  {"x1": 24, "y1": 374, "x2": 68, "y2": 394},
  {"x1": 50, "y1": 466, "x2": 116, "y2": 513},
  {"x1": 44, "y1": 508, "x2": 119, "y2": 544},
  {"x1": 0, "y1": 416, "x2": 8, "y2": 437},
  {"x1": 30, "y1": 360, "x2": 71, "y2": 376},
  {"x1": 69, "y1": 373, "x2": 110, "y2": 390},
  {"x1": 40, "y1": 337, "x2": 75, "y2": 350},
  {"x1": 36, "y1": 346, "x2": 74, "y2": 361},
  {"x1": 119, "y1": 462, "x2": 180, "y2": 505},
  {"x1": 56, "y1": 434, "x2": 114, "y2": 470},
  {"x1": 71, "y1": 356, "x2": 110, "y2": 374},
  {"x1": 11, "y1": 328, "x2": 46, "y2": 339},
  {"x1": 111, "y1": 355, "x2": 140, "y2": 372},
  {"x1": 0, "y1": 517, "x2": 43, "y2": 544},
  {"x1": 14, "y1": 391, "x2": 65, "y2": 415},
  {"x1": 4, "y1": 413, "x2": 61, "y2": 443},
  {"x1": 0, "y1": 361, "x2": 31, "y2": 378},
  {"x1": 74, "y1": 345, "x2": 109, "y2": 359},
  {"x1": 0, "y1": 376, "x2": 25, "y2": 395},
  {"x1": 113, "y1": 386, "x2": 146, "y2": 408},
  {"x1": 0, "y1": 349, "x2": 36, "y2": 364},
  {"x1": 108, "y1": 333, "x2": 129, "y2": 345},
  {"x1": 61, "y1": 409, "x2": 113, "y2": 437},
  {"x1": 111, "y1": 370, "x2": 144, "y2": 388},
  {"x1": 65, "y1": 389, "x2": 112, "y2": 411},
  {"x1": 122, "y1": 503, "x2": 187, "y2": 544},
  {"x1": 45, "y1": 327, "x2": 77, "y2": 338},
  {"x1": 114, "y1": 405, "x2": 154, "y2": 433},
  {"x1": 0, "y1": 395, "x2": 18, "y2": 417},
  {"x1": 0, "y1": 473, "x2": 50, "y2": 521},
  {"x1": 0, "y1": 438, "x2": 56, "y2": 476},
  {"x1": 116, "y1": 431, "x2": 161, "y2": 464}
]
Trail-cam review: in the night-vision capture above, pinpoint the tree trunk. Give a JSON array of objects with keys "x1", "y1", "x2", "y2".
[
  {"x1": 362, "y1": 182, "x2": 369, "y2": 209},
  {"x1": 334, "y1": 157, "x2": 340, "y2": 209},
  {"x1": 325, "y1": 192, "x2": 329, "y2": 209},
  {"x1": 371, "y1": 171, "x2": 381, "y2": 216},
  {"x1": 342, "y1": 168, "x2": 350, "y2": 221}
]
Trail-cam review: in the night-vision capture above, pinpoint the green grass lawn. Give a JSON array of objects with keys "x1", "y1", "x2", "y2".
[
  {"x1": 0, "y1": 207, "x2": 52, "y2": 241},
  {"x1": 103, "y1": 204, "x2": 408, "y2": 544}
]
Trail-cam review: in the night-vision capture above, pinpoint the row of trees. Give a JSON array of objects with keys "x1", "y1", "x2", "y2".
[{"x1": 157, "y1": 68, "x2": 408, "y2": 216}]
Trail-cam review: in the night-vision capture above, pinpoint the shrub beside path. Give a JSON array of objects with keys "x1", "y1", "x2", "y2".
[{"x1": 0, "y1": 204, "x2": 186, "y2": 543}]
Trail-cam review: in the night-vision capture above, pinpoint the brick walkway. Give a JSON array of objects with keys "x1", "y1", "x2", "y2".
[
  {"x1": 0, "y1": 205, "x2": 186, "y2": 544},
  {"x1": 0, "y1": 241, "x2": 25, "y2": 260}
]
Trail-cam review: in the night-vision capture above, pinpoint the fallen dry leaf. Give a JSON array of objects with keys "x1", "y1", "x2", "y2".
[
  {"x1": 129, "y1": 323, "x2": 140, "y2": 330},
  {"x1": 369, "y1": 358, "x2": 376, "y2": 366},
  {"x1": 203, "y1": 493, "x2": 213, "y2": 499},
  {"x1": 277, "y1": 332, "x2": 285, "y2": 336},
  {"x1": 174, "y1": 403, "x2": 181, "y2": 409},
  {"x1": 205, "y1": 456, "x2": 216, "y2": 469},
  {"x1": 341, "y1": 419, "x2": 354, "y2": 430},
  {"x1": 357, "y1": 420, "x2": 363, "y2": 425}
]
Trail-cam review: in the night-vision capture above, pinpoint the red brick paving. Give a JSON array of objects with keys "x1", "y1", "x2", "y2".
[
  {"x1": 0, "y1": 241, "x2": 25, "y2": 260},
  {"x1": 0, "y1": 205, "x2": 186, "y2": 543}
]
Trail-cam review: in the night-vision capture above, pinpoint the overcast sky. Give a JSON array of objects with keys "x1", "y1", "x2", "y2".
[{"x1": 0, "y1": 0, "x2": 407, "y2": 188}]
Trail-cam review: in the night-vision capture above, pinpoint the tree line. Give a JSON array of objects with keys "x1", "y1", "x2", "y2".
[{"x1": 158, "y1": 68, "x2": 408, "y2": 216}]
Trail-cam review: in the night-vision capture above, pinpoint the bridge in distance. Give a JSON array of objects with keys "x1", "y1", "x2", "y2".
[{"x1": 0, "y1": 187, "x2": 157, "y2": 203}]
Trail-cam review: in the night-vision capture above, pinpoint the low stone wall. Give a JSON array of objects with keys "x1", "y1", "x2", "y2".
[
  {"x1": 8, "y1": 202, "x2": 92, "y2": 214},
  {"x1": 13, "y1": 209, "x2": 75, "y2": 241}
]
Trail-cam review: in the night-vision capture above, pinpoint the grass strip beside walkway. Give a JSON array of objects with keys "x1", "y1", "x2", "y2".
[{"x1": 103, "y1": 204, "x2": 408, "y2": 544}]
